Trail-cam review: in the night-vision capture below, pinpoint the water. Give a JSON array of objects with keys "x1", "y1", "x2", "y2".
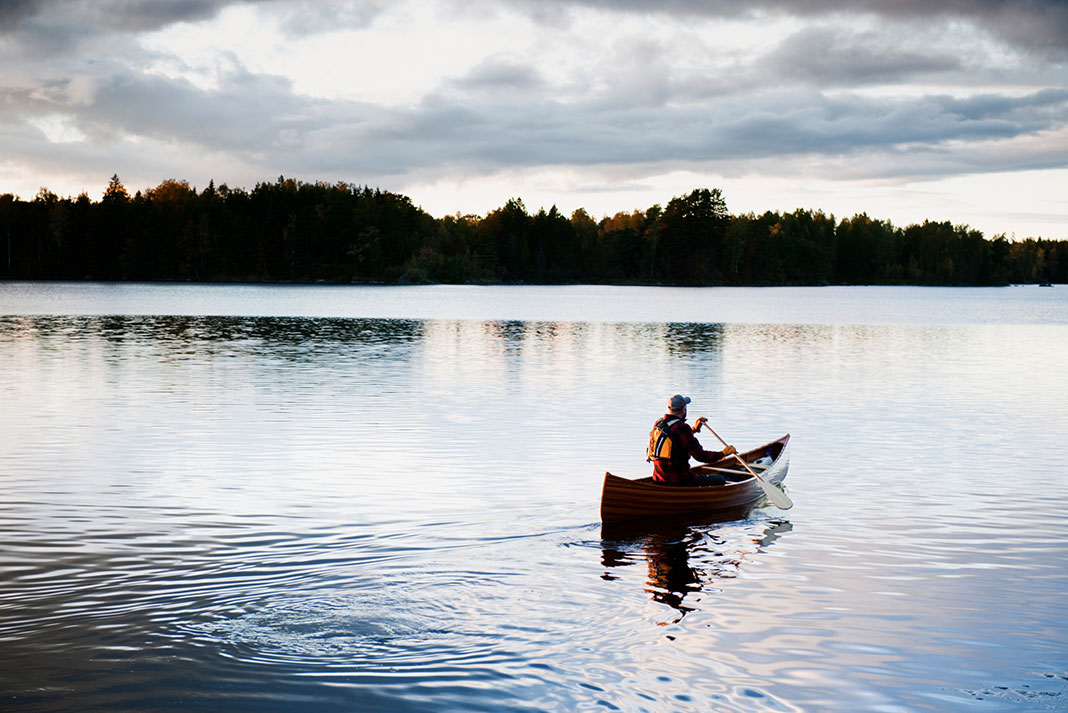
[{"x1": 1, "y1": 282, "x2": 1066, "y2": 712}]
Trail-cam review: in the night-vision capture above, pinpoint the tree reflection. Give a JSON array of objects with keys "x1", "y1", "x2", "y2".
[
  {"x1": 14, "y1": 315, "x2": 427, "y2": 357},
  {"x1": 663, "y1": 322, "x2": 725, "y2": 357},
  {"x1": 601, "y1": 519, "x2": 792, "y2": 624}
]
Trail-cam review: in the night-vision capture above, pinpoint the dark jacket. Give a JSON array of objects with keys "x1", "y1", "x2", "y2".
[{"x1": 650, "y1": 414, "x2": 727, "y2": 485}]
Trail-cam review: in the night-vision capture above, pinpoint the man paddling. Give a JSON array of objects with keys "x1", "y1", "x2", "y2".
[{"x1": 647, "y1": 394, "x2": 736, "y2": 486}]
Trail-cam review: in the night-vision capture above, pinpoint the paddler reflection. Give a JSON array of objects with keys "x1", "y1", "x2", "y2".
[
  {"x1": 643, "y1": 533, "x2": 702, "y2": 618},
  {"x1": 601, "y1": 519, "x2": 792, "y2": 624}
]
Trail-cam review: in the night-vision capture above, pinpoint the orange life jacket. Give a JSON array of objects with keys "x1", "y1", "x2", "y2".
[{"x1": 646, "y1": 417, "x2": 682, "y2": 461}]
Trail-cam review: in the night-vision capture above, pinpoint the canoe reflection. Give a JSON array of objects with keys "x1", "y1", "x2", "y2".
[{"x1": 601, "y1": 518, "x2": 792, "y2": 623}]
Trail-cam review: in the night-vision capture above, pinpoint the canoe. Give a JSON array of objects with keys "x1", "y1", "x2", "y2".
[{"x1": 600, "y1": 434, "x2": 791, "y2": 523}]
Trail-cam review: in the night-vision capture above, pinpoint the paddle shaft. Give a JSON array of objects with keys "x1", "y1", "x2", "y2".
[
  {"x1": 697, "y1": 422, "x2": 794, "y2": 509},
  {"x1": 700, "y1": 424, "x2": 761, "y2": 477}
]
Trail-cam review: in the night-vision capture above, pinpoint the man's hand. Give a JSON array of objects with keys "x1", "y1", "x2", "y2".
[
  {"x1": 722, "y1": 444, "x2": 737, "y2": 456},
  {"x1": 693, "y1": 416, "x2": 708, "y2": 432}
]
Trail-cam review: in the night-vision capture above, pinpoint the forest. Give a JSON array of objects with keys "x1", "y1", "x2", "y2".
[{"x1": 1, "y1": 175, "x2": 1064, "y2": 286}]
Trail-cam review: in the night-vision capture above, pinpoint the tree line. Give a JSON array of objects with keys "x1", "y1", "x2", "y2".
[{"x1": 1, "y1": 175, "x2": 1063, "y2": 285}]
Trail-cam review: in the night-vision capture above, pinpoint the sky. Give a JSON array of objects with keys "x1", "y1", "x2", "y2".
[{"x1": 1, "y1": 0, "x2": 1066, "y2": 239}]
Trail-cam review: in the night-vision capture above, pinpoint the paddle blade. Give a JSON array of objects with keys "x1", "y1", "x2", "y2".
[
  {"x1": 729, "y1": 451, "x2": 794, "y2": 509},
  {"x1": 757, "y1": 477, "x2": 793, "y2": 509}
]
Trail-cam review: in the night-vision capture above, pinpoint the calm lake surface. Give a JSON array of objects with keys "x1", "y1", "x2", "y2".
[{"x1": 2, "y1": 282, "x2": 1066, "y2": 713}]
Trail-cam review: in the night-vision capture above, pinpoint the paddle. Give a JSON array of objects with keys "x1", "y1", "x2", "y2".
[{"x1": 696, "y1": 421, "x2": 794, "y2": 509}]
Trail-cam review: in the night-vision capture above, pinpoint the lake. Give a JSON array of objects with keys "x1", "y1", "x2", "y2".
[{"x1": 1, "y1": 282, "x2": 1066, "y2": 712}]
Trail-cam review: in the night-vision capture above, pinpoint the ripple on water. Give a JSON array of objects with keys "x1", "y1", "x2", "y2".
[
  {"x1": 954, "y1": 673, "x2": 1068, "y2": 710},
  {"x1": 185, "y1": 571, "x2": 532, "y2": 676},
  {"x1": 201, "y1": 592, "x2": 446, "y2": 665}
]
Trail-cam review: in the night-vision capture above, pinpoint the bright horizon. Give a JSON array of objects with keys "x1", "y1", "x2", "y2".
[{"x1": 2, "y1": 1, "x2": 1066, "y2": 240}]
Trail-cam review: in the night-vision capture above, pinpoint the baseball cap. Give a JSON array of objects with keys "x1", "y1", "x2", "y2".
[{"x1": 668, "y1": 394, "x2": 691, "y2": 411}]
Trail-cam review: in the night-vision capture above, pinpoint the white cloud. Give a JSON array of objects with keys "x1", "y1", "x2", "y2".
[{"x1": 28, "y1": 114, "x2": 88, "y2": 143}]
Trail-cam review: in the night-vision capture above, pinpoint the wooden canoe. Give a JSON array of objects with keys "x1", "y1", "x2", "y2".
[{"x1": 600, "y1": 434, "x2": 791, "y2": 523}]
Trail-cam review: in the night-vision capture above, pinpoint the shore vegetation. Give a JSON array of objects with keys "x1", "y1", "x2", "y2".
[{"x1": 2, "y1": 176, "x2": 1063, "y2": 285}]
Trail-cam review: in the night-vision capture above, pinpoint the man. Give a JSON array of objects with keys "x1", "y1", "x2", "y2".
[{"x1": 647, "y1": 394, "x2": 736, "y2": 486}]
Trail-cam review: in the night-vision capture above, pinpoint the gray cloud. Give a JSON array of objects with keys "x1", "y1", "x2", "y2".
[
  {"x1": 763, "y1": 28, "x2": 964, "y2": 85},
  {"x1": 0, "y1": 0, "x2": 385, "y2": 38},
  {"x1": 8, "y1": 0, "x2": 1067, "y2": 54},
  {"x1": 270, "y1": 0, "x2": 385, "y2": 35},
  {"x1": 87, "y1": 0, "x2": 233, "y2": 31},
  {"x1": 508, "y1": 0, "x2": 1068, "y2": 53},
  {"x1": 86, "y1": 71, "x2": 322, "y2": 150},
  {"x1": 0, "y1": 0, "x2": 36, "y2": 31},
  {"x1": 318, "y1": 84, "x2": 1068, "y2": 179},
  {"x1": 1, "y1": 0, "x2": 247, "y2": 34},
  {"x1": 450, "y1": 57, "x2": 545, "y2": 91}
]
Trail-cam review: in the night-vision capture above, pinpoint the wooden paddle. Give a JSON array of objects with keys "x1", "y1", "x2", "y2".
[{"x1": 696, "y1": 422, "x2": 794, "y2": 509}]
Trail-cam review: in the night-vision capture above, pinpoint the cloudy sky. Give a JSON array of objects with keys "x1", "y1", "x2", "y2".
[{"x1": 2, "y1": 0, "x2": 1066, "y2": 238}]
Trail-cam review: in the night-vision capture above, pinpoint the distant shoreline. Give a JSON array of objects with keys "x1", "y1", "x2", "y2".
[
  {"x1": 4, "y1": 179, "x2": 1064, "y2": 287},
  {"x1": 0, "y1": 277, "x2": 1058, "y2": 288}
]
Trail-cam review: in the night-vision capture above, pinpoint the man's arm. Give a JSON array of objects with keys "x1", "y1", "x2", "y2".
[{"x1": 673, "y1": 423, "x2": 726, "y2": 463}]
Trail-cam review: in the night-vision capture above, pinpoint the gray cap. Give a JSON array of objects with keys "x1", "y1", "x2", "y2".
[{"x1": 668, "y1": 394, "x2": 691, "y2": 411}]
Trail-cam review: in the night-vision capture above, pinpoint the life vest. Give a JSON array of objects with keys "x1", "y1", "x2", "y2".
[{"x1": 646, "y1": 417, "x2": 682, "y2": 461}]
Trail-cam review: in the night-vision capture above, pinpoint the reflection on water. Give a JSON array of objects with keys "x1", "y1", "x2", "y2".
[
  {"x1": 2, "y1": 285, "x2": 1068, "y2": 713},
  {"x1": 663, "y1": 322, "x2": 726, "y2": 357},
  {"x1": 601, "y1": 520, "x2": 793, "y2": 625}
]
